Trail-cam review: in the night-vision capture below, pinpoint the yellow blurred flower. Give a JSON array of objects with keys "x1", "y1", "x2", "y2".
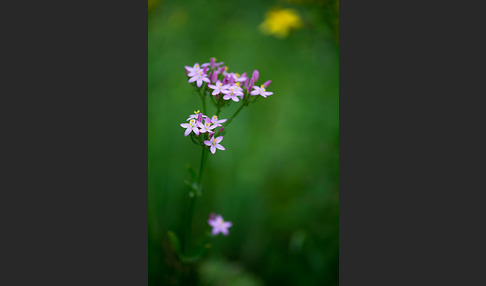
[{"x1": 259, "y1": 8, "x2": 303, "y2": 39}]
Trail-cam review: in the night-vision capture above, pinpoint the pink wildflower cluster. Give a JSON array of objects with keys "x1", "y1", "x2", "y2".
[
  {"x1": 180, "y1": 110, "x2": 226, "y2": 154},
  {"x1": 185, "y1": 57, "x2": 274, "y2": 100}
]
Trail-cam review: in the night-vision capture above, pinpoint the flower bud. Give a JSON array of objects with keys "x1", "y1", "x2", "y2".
[
  {"x1": 197, "y1": 112, "x2": 203, "y2": 123},
  {"x1": 263, "y1": 80, "x2": 272, "y2": 88},
  {"x1": 211, "y1": 70, "x2": 219, "y2": 83},
  {"x1": 248, "y1": 70, "x2": 259, "y2": 92},
  {"x1": 251, "y1": 69, "x2": 259, "y2": 82}
]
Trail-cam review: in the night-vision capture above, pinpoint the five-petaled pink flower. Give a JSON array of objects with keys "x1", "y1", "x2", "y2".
[
  {"x1": 208, "y1": 213, "x2": 233, "y2": 236},
  {"x1": 180, "y1": 119, "x2": 200, "y2": 136},
  {"x1": 187, "y1": 110, "x2": 209, "y2": 121},
  {"x1": 209, "y1": 115, "x2": 227, "y2": 127},
  {"x1": 204, "y1": 136, "x2": 225, "y2": 154},
  {"x1": 222, "y1": 83, "x2": 244, "y2": 101},
  {"x1": 198, "y1": 119, "x2": 218, "y2": 133},
  {"x1": 208, "y1": 80, "x2": 230, "y2": 95},
  {"x1": 188, "y1": 70, "x2": 210, "y2": 88},
  {"x1": 185, "y1": 63, "x2": 201, "y2": 77},
  {"x1": 250, "y1": 84, "x2": 273, "y2": 98}
]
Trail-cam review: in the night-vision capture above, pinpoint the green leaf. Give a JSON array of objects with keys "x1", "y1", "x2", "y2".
[
  {"x1": 167, "y1": 231, "x2": 181, "y2": 255},
  {"x1": 180, "y1": 243, "x2": 212, "y2": 263}
]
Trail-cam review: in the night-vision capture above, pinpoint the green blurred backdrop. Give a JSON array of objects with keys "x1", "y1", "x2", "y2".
[{"x1": 149, "y1": 0, "x2": 339, "y2": 285}]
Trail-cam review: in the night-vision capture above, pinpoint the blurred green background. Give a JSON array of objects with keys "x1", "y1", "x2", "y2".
[{"x1": 149, "y1": 0, "x2": 339, "y2": 285}]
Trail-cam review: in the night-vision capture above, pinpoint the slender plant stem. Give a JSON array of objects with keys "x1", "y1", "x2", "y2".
[
  {"x1": 182, "y1": 147, "x2": 206, "y2": 255},
  {"x1": 198, "y1": 147, "x2": 206, "y2": 185},
  {"x1": 225, "y1": 103, "x2": 246, "y2": 128}
]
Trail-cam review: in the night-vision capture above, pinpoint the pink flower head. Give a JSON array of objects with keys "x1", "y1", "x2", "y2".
[
  {"x1": 222, "y1": 83, "x2": 244, "y2": 101},
  {"x1": 209, "y1": 115, "x2": 227, "y2": 127},
  {"x1": 263, "y1": 80, "x2": 272, "y2": 88},
  {"x1": 187, "y1": 110, "x2": 209, "y2": 121},
  {"x1": 198, "y1": 118, "x2": 218, "y2": 133},
  {"x1": 208, "y1": 80, "x2": 230, "y2": 96},
  {"x1": 180, "y1": 118, "x2": 200, "y2": 137},
  {"x1": 188, "y1": 70, "x2": 210, "y2": 88},
  {"x1": 250, "y1": 84, "x2": 273, "y2": 98},
  {"x1": 204, "y1": 136, "x2": 225, "y2": 154},
  {"x1": 208, "y1": 213, "x2": 232, "y2": 236},
  {"x1": 185, "y1": 63, "x2": 201, "y2": 77},
  {"x1": 202, "y1": 57, "x2": 224, "y2": 70},
  {"x1": 227, "y1": 72, "x2": 248, "y2": 83}
]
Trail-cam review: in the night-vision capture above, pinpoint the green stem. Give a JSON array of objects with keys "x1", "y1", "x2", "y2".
[
  {"x1": 225, "y1": 103, "x2": 246, "y2": 128},
  {"x1": 182, "y1": 147, "x2": 206, "y2": 255}
]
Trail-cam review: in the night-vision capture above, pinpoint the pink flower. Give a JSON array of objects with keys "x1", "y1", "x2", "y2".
[
  {"x1": 202, "y1": 57, "x2": 224, "y2": 70},
  {"x1": 185, "y1": 63, "x2": 201, "y2": 77},
  {"x1": 188, "y1": 70, "x2": 210, "y2": 88},
  {"x1": 198, "y1": 119, "x2": 218, "y2": 133},
  {"x1": 227, "y1": 72, "x2": 248, "y2": 82},
  {"x1": 209, "y1": 115, "x2": 227, "y2": 127},
  {"x1": 208, "y1": 213, "x2": 233, "y2": 236},
  {"x1": 187, "y1": 110, "x2": 209, "y2": 121},
  {"x1": 222, "y1": 83, "x2": 244, "y2": 101},
  {"x1": 250, "y1": 84, "x2": 273, "y2": 98},
  {"x1": 208, "y1": 80, "x2": 230, "y2": 95},
  {"x1": 204, "y1": 136, "x2": 225, "y2": 154},
  {"x1": 180, "y1": 119, "x2": 200, "y2": 137}
]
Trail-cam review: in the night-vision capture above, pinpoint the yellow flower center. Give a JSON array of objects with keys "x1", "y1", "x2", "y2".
[{"x1": 194, "y1": 110, "x2": 200, "y2": 114}]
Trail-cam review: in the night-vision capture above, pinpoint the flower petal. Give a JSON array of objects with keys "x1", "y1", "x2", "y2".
[
  {"x1": 216, "y1": 144, "x2": 225, "y2": 150},
  {"x1": 204, "y1": 140, "x2": 211, "y2": 146},
  {"x1": 210, "y1": 145, "x2": 216, "y2": 154},
  {"x1": 184, "y1": 128, "x2": 191, "y2": 136},
  {"x1": 215, "y1": 136, "x2": 223, "y2": 143}
]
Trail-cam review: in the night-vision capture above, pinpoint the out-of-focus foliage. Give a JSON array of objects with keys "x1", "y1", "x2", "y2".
[{"x1": 149, "y1": 0, "x2": 339, "y2": 285}]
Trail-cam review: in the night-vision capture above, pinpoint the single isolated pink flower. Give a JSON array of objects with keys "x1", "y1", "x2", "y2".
[
  {"x1": 180, "y1": 119, "x2": 200, "y2": 137},
  {"x1": 204, "y1": 136, "x2": 225, "y2": 154},
  {"x1": 188, "y1": 70, "x2": 210, "y2": 88},
  {"x1": 208, "y1": 213, "x2": 233, "y2": 236},
  {"x1": 250, "y1": 84, "x2": 273, "y2": 98},
  {"x1": 208, "y1": 80, "x2": 230, "y2": 95}
]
